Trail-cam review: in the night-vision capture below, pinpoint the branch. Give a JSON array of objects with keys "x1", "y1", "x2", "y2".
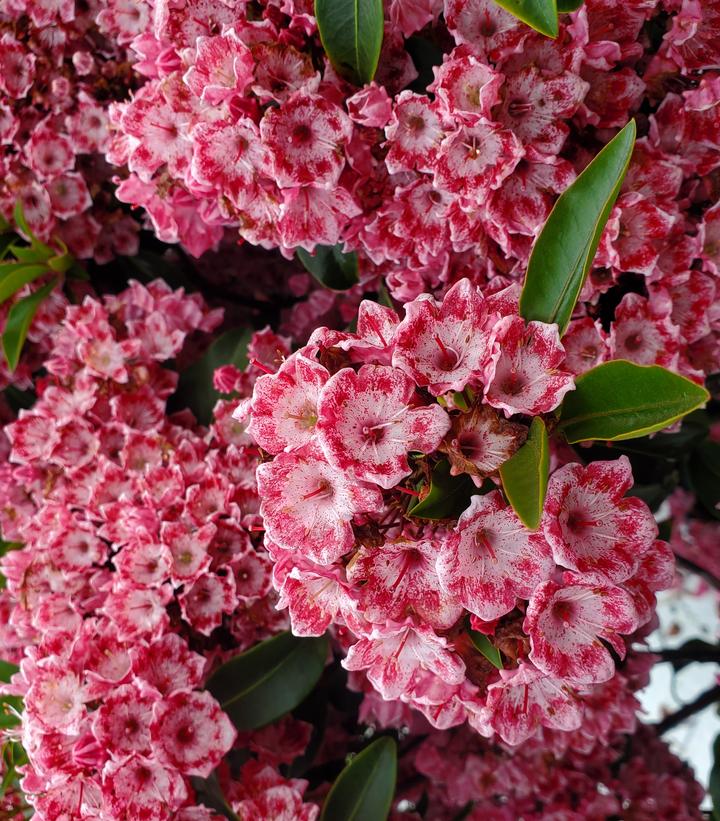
[
  {"x1": 656, "y1": 684, "x2": 720, "y2": 735},
  {"x1": 643, "y1": 647, "x2": 720, "y2": 665}
]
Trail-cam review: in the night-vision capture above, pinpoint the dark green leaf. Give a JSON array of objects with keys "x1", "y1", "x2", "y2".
[
  {"x1": 2, "y1": 279, "x2": 57, "y2": 372},
  {"x1": 492, "y1": 0, "x2": 558, "y2": 37},
  {"x1": 173, "y1": 327, "x2": 253, "y2": 425},
  {"x1": 206, "y1": 631, "x2": 328, "y2": 731},
  {"x1": 468, "y1": 630, "x2": 503, "y2": 669},
  {"x1": 297, "y1": 245, "x2": 359, "y2": 291},
  {"x1": 710, "y1": 734, "x2": 720, "y2": 821},
  {"x1": 0, "y1": 263, "x2": 51, "y2": 304},
  {"x1": 519, "y1": 120, "x2": 636, "y2": 334},
  {"x1": 407, "y1": 460, "x2": 478, "y2": 520},
  {"x1": 190, "y1": 773, "x2": 240, "y2": 821},
  {"x1": 321, "y1": 737, "x2": 397, "y2": 821},
  {"x1": 557, "y1": 360, "x2": 709, "y2": 443},
  {"x1": 689, "y1": 441, "x2": 720, "y2": 520},
  {"x1": 0, "y1": 661, "x2": 18, "y2": 684},
  {"x1": 499, "y1": 417, "x2": 548, "y2": 530},
  {"x1": 315, "y1": 0, "x2": 383, "y2": 86},
  {"x1": 13, "y1": 201, "x2": 53, "y2": 257},
  {"x1": 557, "y1": 0, "x2": 583, "y2": 10}
]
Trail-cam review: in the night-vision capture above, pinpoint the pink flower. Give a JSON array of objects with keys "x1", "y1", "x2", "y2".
[
  {"x1": 256, "y1": 442, "x2": 383, "y2": 565},
  {"x1": 348, "y1": 539, "x2": 463, "y2": 630},
  {"x1": 316, "y1": 364, "x2": 450, "y2": 489},
  {"x1": 152, "y1": 690, "x2": 237, "y2": 778},
  {"x1": 347, "y1": 83, "x2": 393, "y2": 128},
  {"x1": 393, "y1": 278, "x2": 496, "y2": 396},
  {"x1": 543, "y1": 457, "x2": 657, "y2": 584},
  {"x1": 0, "y1": 34, "x2": 36, "y2": 98},
  {"x1": 384, "y1": 92, "x2": 445, "y2": 174},
  {"x1": 92, "y1": 683, "x2": 157, "y2": 758},
  {"x1": 184, "y1": 31, "x2": 254, "y2": 106},
  {"x1": 431, "y1": 50, "x2": 504, "y2": 125},
  {"x1": 484, "y1": 661, "x2": 583, "y2": 745},
  {"x1": 434, "y1": 120, "x2": 523, "y2": 204},
  {"x1": 486, "y1": 316, "x2": 575, "y2": 416},
  {"x1": 102, "y1": 754, "x2": 188, "y2": 821},
  {"x1": 525, "y1": 577, "x2": 639, "y2": 684},
  {"x1": 497, "y1": 66, "x2": 589, "y2": 155},
  {"x1": 25, "y1": 665, "x2": 86, "y2": 733},
  {"x1": 437, "y1": 490, "x2": 553, "y2": 621},
  {"x1": 25, "y1": 126, "x2": 75, "y2": 181},
  {"x1": 343, "y1": 622, "x2": 466, "y2": 700},
  {"x1": 261, "y1": 91, "x2": 352, "y2": 189}
]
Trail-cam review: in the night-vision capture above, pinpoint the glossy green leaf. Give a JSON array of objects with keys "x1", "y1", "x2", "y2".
[
  {"x1": 13, "y1": 200, "x2": 53, "y2": 257},
  {"x1": 493, "y1": 0, "x2": 558, "y2": 37},
  {"x1": 0, "y1": 263, "x2": 51, "y2": 304},
  {"x1": 321, "y1": 737, "x2": 397, "y2": 821},
  {"x1": 173, "y1": 327, "x2": 253, "y2": 425},
  {"x1": 2, "y1": 279, "x2": 57, "y2": 372},
  {"x1": 519, "y1": 120, "x2": 636, "y2": 334},
  {"x1": 297, "y1": 245, "x2": 359, "y2": 291},
  {"x1": 558, "y1": 360, "x2": 709, "y2": 443},
  {"x1": 468, "y1": 630, "x2": 503, "y2": 670},
  {"x1": 407, "y1": 460, "x2": 477, "y2": 520},
  {"x1": 689, "y1": 440, "x2": 720, "y2": 521},
  {"x1": 206, "y1": 631, "x2": 328, "y2": 731},
  {"x1": 557, "y1": 0, "x2": 583, "y2": 10},
  {"x1": 499, "y1": 417, "x2": 548, "y2": 530},
  {"x1": 315, "y1": 0, "x2": 384, "y2": 85}
]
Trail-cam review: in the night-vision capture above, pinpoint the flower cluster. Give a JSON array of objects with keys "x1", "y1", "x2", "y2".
[
  {"x1": 0, "y1": 0, "x2": 140, "y2": 260},
  {"x1": 0, "y1": 280, "x2": 309, "y2": 819},
  {"x1": 408, "y1": 722, "x2": 704, "y2": 820},
  {"x1": 241, "y1": 278, "x2": 674, "y2": 743},
  {"x1": 100, "y1": 0, "x2": 720, "y2": 381}
]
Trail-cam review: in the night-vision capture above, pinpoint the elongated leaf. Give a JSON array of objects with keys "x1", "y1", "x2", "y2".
[
  {"x1": 315, "y1": 0, "x2": 384, "y2": 85},
  {"x1": 13, "y1": 200, "x2": 54, "y2": 257},
  {"x1": 558, "y1": 360, "x2": 709, "y2": 443},
  {"x1": 321, "y1": 737, "x2": 397, "y2": 821},
  {"x1": 0, "y1": 263, "x2": 50, "y2": 304},
  {"x1": 297, "y1": 245, "x2": 359, "y2": 291},
  {"x1": 3, "y1": 279, "x2": 57, "y2": 371},
  {"x1": 519, "y1": 120, "x2": 636, "y2": 334},
  {"x1": 206, "y1": 631, "x2": 328, "y2": 731},
  {"x1": 407, "y1": 460, "x2": 478, "y2": 520},
  {"x1": 499, "y1": 417, "x2": 548, "y2": 530},
  {"x1": 468, "y1": 630, "x2": 503, "y2": 670},
  {"x1": 557, "y1": 0, "x2": 583, "y2": 10},
  {"x1": 493, "y1": 0, "x2": 558, "y2": 37},
  {"x1": 173, "y1": 327, "x2": 253, "y2": 425}
]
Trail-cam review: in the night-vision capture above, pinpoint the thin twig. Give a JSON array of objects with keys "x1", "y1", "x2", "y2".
[{"x1": 656, "y1": 683, "x2": 720, "y2": 735}]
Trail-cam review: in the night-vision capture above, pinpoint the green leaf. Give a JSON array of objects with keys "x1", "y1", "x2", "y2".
[
  {"x1": 13, "y1": 200, "x2": 53, "y2": 257},
  {"x1": 468, "y1": 630, "x2": 503, "y2": 670},
  {"x1": 0, "y1": 263, "x2": 51, "y2": 304},
  {"x1": 2, "y1": 279, "x2": 57, "y2": 372},
  {"x1": 0, "y1": 661, "x2": 18, "y2": 684},
  {"x1": 557, "y1": 0, "x2": 583, "y2": 10},
  {"x1": 315, "y1": 0, "x2": 384, "y2": 85},
  {"x1": 492, "y1": 0, "x2": 558, "y2": 37},
  {"x1": 206, "y1": 631, "x2": 328, "y2": 731},
  {"x1": 321, "y1": 737, "x2": 397, "y2": 821},
  {"x1": 190, "y1": 772, "x2": 240, "y2": 821},
  {"x1": 689, "y1": 440, "x2": 720, "y2": 520},
  {"x1": 557, "y1": 360, "x2": 709, "y2": 444},
  {"x1": 499, "y1": 417, "x2": 548, "y2": 530},
  {"x1": 519, "y1": 120, "x2": 636, "y2": 335},
  {"x1": 407, "y1": 460, "x2": 478, "y2": 520},
  {"x1": 710, "y1": 734, "x2": 720, "y2": 821},
  {"x1": 297, "y1": 245, "x2": 359, "y2": 291},
  {"x1": 173, "y1": 327, "x2": 252, "y2": 425}
]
